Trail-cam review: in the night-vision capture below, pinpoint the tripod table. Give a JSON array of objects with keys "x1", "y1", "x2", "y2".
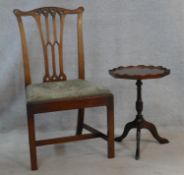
[{"x1": 109, "y1": 65, "x2": 170, "y2": 159}]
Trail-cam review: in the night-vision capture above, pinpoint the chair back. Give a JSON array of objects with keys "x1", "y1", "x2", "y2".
[{"x1": 14, "y1": 7, "x2": 85, "y2": 86}]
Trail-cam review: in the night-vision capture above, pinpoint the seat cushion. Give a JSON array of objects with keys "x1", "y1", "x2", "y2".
[{"x1": 26, "y1": 79, "x2": 111, "y2": 104}]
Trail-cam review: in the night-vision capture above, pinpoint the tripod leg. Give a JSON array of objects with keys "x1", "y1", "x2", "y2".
[
  {"x1": 141, "y1": 120, "x2": 169, "y2": 144},
  {"x1": 115, "y1": 120, "x2": 136, "y2": 142}
]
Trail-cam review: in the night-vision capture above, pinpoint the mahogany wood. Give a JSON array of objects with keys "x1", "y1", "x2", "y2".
[
  {"x1": 109, "y1": 65, "x2": 170, "y2": 80},
  {"x1": 110, "y1": 66, "x2": 170, "y2": 160},
  {"x1": 14, "y1": 6, "x2": 114, "y2": 170},
  {"x1": 76, "y1": 108, "x2": 85, "y2": 135}
]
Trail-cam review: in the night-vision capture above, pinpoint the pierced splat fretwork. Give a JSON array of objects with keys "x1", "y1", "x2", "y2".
[
  {"x1": 14, "y1": 7, "x2": 84, "y2": 84},
  {"x1": 34, "y1": 9, "x2": 66, "y2": 82}
]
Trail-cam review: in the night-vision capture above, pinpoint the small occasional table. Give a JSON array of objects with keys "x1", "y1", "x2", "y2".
[{"x1": 109, "y1": 65, "x2": 170, "y2": 160}]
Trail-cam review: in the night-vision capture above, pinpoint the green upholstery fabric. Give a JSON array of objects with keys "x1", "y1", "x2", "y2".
[{"x1": 26, "y1": 79, "x2": 111, "y2": 104}]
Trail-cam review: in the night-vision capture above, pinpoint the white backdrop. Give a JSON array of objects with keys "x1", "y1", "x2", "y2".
[{"x1": 0, "y1": 0, "x2": 183, "y2": 133}]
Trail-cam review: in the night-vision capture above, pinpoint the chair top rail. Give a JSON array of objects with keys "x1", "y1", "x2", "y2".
[{"x1": 14, "y1": 6, "x2": 84, "y2": 16}]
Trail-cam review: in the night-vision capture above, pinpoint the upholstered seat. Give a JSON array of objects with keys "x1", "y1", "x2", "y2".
[{"x1": 26, "y1": 79, "x2": 111, "y2": 103}]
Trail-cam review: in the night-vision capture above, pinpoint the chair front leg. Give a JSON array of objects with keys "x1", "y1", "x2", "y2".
[
  {"x1": 76, "y1": 108, "x2": 85, "y2": 135},
  {"x1": 27, "y1": 112, "x2": 38, "y2": 170},
  {"x1": 107, "y1": 98, "x2": 115, "y2": 158}
]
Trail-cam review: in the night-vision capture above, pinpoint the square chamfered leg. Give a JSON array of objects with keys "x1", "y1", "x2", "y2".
[
  {"x1": 27, "y1": 112, "x2": 38, "y2": 170},
  {"x1": 107, "y1": 97, "x2": 115, "y2": 158},
  {"x1": 76, "y1": 108, "x2": 85, "y2": 135}
]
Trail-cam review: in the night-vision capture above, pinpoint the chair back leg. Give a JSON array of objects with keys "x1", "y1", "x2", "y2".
[
  {"x1": 76, "y1": 108, "x2": 85, "y2": 135},
  {"x1": 107, "y1": 99, "x2": 115, "y2": 158}
]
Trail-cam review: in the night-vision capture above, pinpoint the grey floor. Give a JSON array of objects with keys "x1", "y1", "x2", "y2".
[{"x1": 0, "y1": 127, "x2": 183, "y2": 175}]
